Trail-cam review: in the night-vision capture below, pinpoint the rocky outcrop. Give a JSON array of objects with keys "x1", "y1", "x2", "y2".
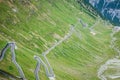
[{"x1": 88, "y1": 0, "x2": 120, "y2": 26}]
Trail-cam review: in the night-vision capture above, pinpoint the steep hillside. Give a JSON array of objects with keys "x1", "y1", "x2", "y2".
[{"x1": 0, "y1": 0, "x2": 118, "y2": 80}]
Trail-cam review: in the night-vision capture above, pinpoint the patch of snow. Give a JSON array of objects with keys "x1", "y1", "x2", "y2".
[
  {"x1": 89, "y1": 0, "x2": 100, "y2": 6},
  {"x1": 12, "y1": 8, "x2": 18, "y2": 13},
  {"x1": 108, "y1": 75, "x2": 120, "y2": 79},
  {"x1": 90, "y1": 31, "x2": 96, "y2": 35},
  {"x1": 107, "y1": 9, "x2": 120, "y2": 21},
  {"x1": 105, "y1": 0, "x2": 115, "y2": 3},
  {"x1": 48, "y1": 77, "x2": 55, "y2": 80},
  {"x1": 15, "y1": 45, "x2": 18, "y2": 49}
]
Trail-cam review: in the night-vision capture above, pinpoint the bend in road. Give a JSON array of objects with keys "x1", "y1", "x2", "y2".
[
  {"x1": 34, "y1": 26, "x2": 74, "y2": 80},
  {"x1": 97, "y1": 26, "x2": 120, "y2": 80},
  {"x1": 0, "y1": 42, "x2": 26, "y2": 80}
]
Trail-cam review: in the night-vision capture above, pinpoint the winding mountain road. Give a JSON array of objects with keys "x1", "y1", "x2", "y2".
[
  {"x1": 79, "y1": 18, "x2": 88, "y2": 27},
  {"x1": 34, "y1": 26, "x2": 74, "y2": 80},
  {"x1": 34, "y1": 56, "x2": 54, "y2": 80},
  {"x1": 97, "y1": 26, "x2": 120, "y2": 80},
  {"x1": 0, "y1": 42, "x2": 26, "y2": 80}
]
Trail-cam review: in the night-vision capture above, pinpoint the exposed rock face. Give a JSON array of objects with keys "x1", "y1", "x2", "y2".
[{"x1": 88, "y1": 0, "x2": 120, "y2": 26}]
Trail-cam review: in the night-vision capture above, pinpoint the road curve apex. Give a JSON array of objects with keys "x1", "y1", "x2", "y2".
[
  {"x1": 8, "y1": 42, "x2": 16, "y2": 47},
  {"x1": 8, "y1": 41, "x2": 16, "y2": 44},
  {"x1": 34, "y1": 55, "x2": 37, "y2": 58}
]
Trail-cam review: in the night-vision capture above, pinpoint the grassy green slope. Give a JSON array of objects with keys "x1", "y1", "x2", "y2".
[{"x1": 0, "y1": 0, "x2": 117, "y2": 80}]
